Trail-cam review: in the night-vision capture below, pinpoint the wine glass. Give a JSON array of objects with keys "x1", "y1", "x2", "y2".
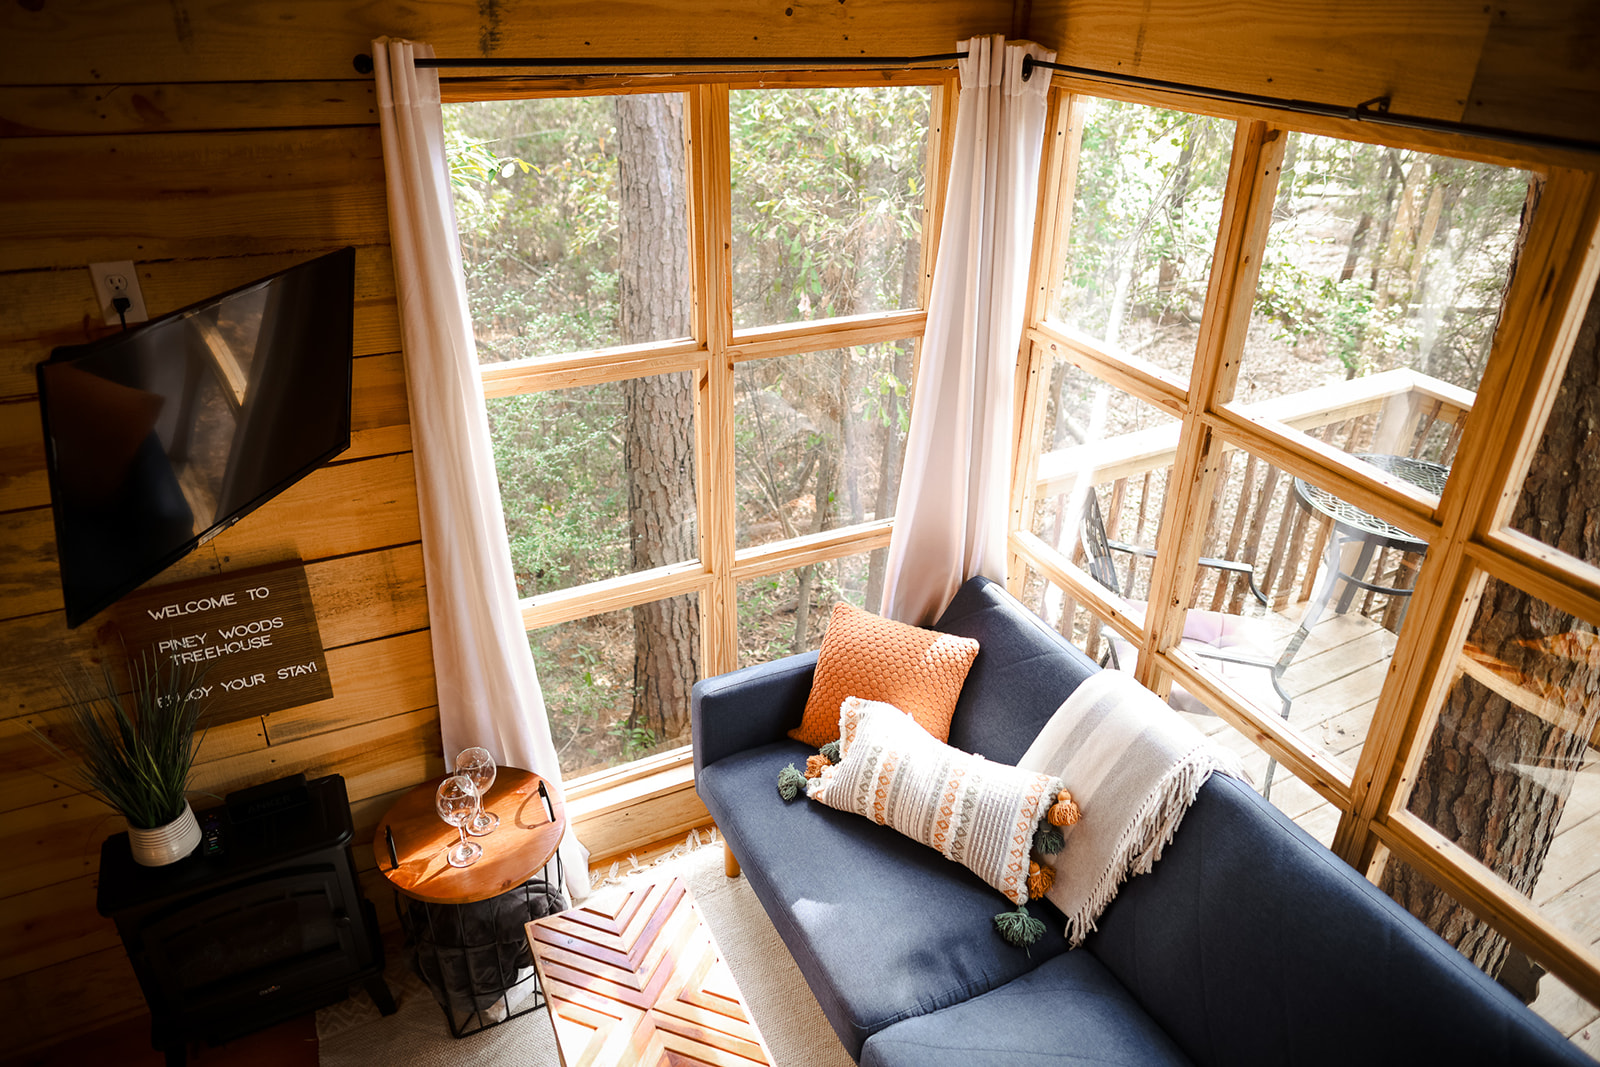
[
  {"x1": 455, "y1": 746, "x2": 500, "y2": 836},
  {"x1": 436, "y1": 775, "x2": 483, "y2": 868}
]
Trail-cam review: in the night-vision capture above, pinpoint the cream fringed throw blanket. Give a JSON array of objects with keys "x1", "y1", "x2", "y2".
[{"x1": 1018, "y1": 670, "x2": 1246, "y2": 946}]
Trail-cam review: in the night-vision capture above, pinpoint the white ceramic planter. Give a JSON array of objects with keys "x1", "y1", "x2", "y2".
[{"x1": 128, "y1": 800, "x2": 202, "y2": 867}]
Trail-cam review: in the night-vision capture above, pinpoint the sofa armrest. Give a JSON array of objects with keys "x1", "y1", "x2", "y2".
[{"x1": 692, "y1": 650, "x2": 818, "y2": 778}]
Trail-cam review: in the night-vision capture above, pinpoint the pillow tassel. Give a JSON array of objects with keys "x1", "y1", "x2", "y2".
[
  {"x1": 820, "y1": 739, "x2": 842, "y2": 764},
  {"x1": 1033, "y1": 822, "x2": 1064, "y2": 857},
  {"x1": 804, "y1": 754, "x2": 830, "y2": 779},
  {"x1": 1048, "y1": 788, "x2": 1081, "y2": 826},
  {"x1": 993, "y1": 904, "x2": 1045, "y2": 949},
  {"x1": 1027, "y1": 860, "x2": 1054, "y2": 900},
  {"x1": 777, "y1": 764, "x2": 808, "y2": 802}
]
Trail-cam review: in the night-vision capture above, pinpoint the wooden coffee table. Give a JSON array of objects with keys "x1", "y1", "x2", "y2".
[{"x1": 527, "y1": 876, "x2": 774, "y2": 1067}]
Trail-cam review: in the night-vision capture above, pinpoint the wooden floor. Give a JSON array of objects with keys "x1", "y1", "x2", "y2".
[{"x1": 1174, "y1": 605, "x2": 1600, "y2": 1058}]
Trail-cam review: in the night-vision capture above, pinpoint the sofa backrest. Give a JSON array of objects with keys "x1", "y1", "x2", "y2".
[
  {"x1": 1087, "y1": 772, "x2": 1585, "y2": 1066},
  {"x1": 934, "y1": 576, "x2": 1098, "y2": 765}
]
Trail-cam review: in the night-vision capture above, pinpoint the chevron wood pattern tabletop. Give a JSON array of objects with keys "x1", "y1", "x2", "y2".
[{"x1": 527, "y1": 875, "x2": 776, "y2": 1067}]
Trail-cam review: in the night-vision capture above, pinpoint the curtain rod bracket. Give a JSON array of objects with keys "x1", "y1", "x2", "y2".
[{"x1": 1352, "y1": 94, "x2": 1393, "y2": 120}]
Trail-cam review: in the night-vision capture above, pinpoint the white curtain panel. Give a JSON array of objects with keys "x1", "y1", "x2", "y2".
[
  {"x1": 881, "y1": 35, "x2": 1055, "y2": 624},
  {"x1": 372, "y1": 38, "x2": 590, "y2": 900}
]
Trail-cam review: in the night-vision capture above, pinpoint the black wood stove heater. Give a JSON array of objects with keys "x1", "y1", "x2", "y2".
[{"x1": 97, "y1": 773, "x2": 394, "y2": 1066}]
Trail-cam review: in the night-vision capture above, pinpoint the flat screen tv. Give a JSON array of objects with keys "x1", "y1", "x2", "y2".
[{"x1": 38, "y1": 247, "x2": 357, "y2": 628}]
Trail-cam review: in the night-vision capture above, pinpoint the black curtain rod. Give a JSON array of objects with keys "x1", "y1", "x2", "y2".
[
  {"x1": 410, "y1": 52, "x2": 968, "y2": 70},
  {"x1": 349, "y1": 49, "x2": 1597, "y2": 157},
  {"x1": 1020, "y1": 54, "x2": 1599, "y2": 157}
]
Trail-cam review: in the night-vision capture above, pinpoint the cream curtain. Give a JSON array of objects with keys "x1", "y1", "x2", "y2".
[
  {"x1": 881, "y1": 35, "x2": 1055, "y2": 624},
  {"x1": 372, "y1": 38, "x2": 589, "y2": 900}
]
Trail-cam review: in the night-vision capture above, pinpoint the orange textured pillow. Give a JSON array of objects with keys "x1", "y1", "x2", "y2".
[{"x1": 789, "y1": 603, "x2": 979, "y2": 747}]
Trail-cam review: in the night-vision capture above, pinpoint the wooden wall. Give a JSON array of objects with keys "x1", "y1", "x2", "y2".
[
  {"x1": 0, "y1": 0, "x2": 1007, "y2": 1053},
  {"x1": 0, "y1": 0, "x2": 1592, "y2": 1055},
  {"x1": 1027, "y1": 0, "x2": 1600, "y2": 145}
]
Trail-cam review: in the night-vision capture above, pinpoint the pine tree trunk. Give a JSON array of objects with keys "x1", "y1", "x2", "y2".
[
  {"x1": 1382, "y1": 177, "x2": 1600, "y2": 976},
  {"x1": 617, "y1": 94, "x2": 699, "y2": 739}
]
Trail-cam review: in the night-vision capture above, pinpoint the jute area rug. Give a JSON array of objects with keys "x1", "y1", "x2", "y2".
[{"x1": 316, "y1": 832, "x2": 855, "y2": 1067}]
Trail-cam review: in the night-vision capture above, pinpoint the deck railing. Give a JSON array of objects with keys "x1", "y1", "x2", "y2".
[{"x1": 1029, "y1": 369, "x2": 1475, "y2": 645}]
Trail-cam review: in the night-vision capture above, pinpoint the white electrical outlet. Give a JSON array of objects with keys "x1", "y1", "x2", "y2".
[{"x1": 88, "y1": 260, "x2": 150, "y2": 326}]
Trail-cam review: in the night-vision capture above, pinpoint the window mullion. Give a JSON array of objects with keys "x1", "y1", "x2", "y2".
[
  {"x1": 689, "y1": 81, "x2": 739, "y2": 679},
  {"x1": 1138, "y1": 120, "x2": 1285, "y2": 695}
]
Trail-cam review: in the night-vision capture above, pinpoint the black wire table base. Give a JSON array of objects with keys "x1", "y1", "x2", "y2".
[{"x1": 395, "y1": 849, "x2": 565, "y2": 1039}]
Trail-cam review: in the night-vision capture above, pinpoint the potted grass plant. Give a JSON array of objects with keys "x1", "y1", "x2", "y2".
[{"x1": 37, "y1": 654, "x2": 210, "y2": 866}]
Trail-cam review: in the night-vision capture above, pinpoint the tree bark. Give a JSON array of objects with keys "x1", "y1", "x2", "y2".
[
  {"x1": 617, "y1": 94, "x2": 699, "y2": 739},
  {"x1": 1382, "y1": 177, "x2": 1600, "y2": 977}
]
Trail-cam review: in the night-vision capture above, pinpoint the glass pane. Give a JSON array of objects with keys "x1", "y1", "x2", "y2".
[
  {"x1": 446, "y1": 93, "x2": 692, "y2": 362},
  {"x1": 1185, "y1": 442, "x2": 1427, "y2": 774},
  {"x1": 737, "y1": 552, "x2": 880, "y2": 669},
  {"x1": 734, "y1": 342, "x2": 912, "y2": 549},
  {"x1": 730, "y1": 86, "x2": 932, "y2": 329},
  {"x1": 532, "y1": 595, "x2": 701, "y2": 779},
  {"x1": 1508, "y1": 284, "x2": 1599, "y2": 561},
  {"x1": 1401, "y1": 576, "x2": 1599, "y2": 986},
  {"x1": 1051, "y1": 99, "x2": 1234, "y2": 383},
  {"x1": 1237, "y1": 131, "x2": 1532, "y2": 487},
  {"x1": 489, "y1": 372, "x2": 697, "y2": 597},
  {"x1": 1028, "y1": 356, "x2": 1180, "y2": 604},
  {"x1": 1175, "y1": 704, "x2": 1339, "y2": 847},
  {"x1": 1382, "y1": 854, "x2": 1599, "y2": 1058},
  {"x1": 1018, "y1": 566, "x2": 1137, "y2": 674},
  {"x1": 1018, "y1": 569, "x2": 1333, "y2": 840}
]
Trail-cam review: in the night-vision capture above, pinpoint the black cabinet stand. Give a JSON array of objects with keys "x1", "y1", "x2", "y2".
[{"x1": 97, "y1": 773, "x2": 394, "y2": 1066}]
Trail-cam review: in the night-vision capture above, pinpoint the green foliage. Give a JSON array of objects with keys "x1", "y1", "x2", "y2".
[
  {"x1": 35, "y1": 655, "x2": 209, "y2": 829},
  {"x1": 1059, "y1": 101, "x2": 1231, "y2": 342},
  {"x1": 488, "y1": 386, "x2": 629, "y2": 597},
  {"x1": 731, "y1": 86, "x2": 930, "y2": 327}
]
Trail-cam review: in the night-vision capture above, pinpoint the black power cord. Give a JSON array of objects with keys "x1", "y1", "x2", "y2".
[{"x1": 112, "y1": 295, "x2": 130, "y2": 330}]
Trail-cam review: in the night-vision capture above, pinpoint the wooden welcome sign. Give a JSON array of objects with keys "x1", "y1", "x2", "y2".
[{"x1": 113, "y1": 560, "x2": 332, "y2": 727}]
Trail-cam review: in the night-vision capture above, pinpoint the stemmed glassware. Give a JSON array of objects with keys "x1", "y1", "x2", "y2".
[
  {"x1": 436, "y1": 775, "x2": 483, "y2": 868},
  {"x1": 455, "y1": 746, "x2": 500, "y2": 836}
]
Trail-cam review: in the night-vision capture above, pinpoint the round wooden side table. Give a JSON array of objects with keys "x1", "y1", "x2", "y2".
[{"x1": 373, "y1": 767, "x2": 567, "y2": 1037}]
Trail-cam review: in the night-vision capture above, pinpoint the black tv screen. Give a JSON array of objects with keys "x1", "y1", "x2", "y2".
[{"x1": 39, "y1": 247, "x2": 356, "y2": 628}]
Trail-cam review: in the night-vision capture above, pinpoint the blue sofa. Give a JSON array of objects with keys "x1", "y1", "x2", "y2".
[{"x1": 692, "y1": 576, "x2": 1586, "y2": 1066}]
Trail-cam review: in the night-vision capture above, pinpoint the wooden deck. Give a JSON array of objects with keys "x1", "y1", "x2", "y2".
[{"x1": 1170, "y1": 607, "x2": 1600, "y2": 1057}]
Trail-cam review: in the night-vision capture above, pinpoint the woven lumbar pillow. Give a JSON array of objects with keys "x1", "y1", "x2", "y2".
[
  {"x1": 787, "y1": 603, "x2": 979, "y2": 747},
  {"x1": 806, "y1": 697, "x2": 1066, "y2": 907}
]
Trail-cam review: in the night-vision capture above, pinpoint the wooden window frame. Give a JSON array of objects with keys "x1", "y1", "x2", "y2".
[
  {"x1": 445, "y1": 71, "x2": 956, "y2": 794},
  {"x1": 1010, "y1": 82, "x2": 1600, "y2": 1007}
]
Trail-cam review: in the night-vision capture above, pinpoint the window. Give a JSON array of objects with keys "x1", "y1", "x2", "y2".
[
  {"x1": 1015, "y1": 88, "x2": 1600, "y2": 1039},
  {"x1": 445, "y1": 75, "x2": 945, "y2": 780}
]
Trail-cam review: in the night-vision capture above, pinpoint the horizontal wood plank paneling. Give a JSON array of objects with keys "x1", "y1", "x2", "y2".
[
  {"x1": 0, "y1": 246, "x2": 400, "y2": 399},
  {"x1": 188, "y1": 705, "x2": 447, "y2": 805},
  {"x1": 0, "y1": 873, "x2": 116, "y2": 982},
  {"x1": 1462, "y1": 1, "x2": 1600, "y2": 141},
  {"x1": 259, "y1": 639, "x2": 438, "y2": 746},
  {"x1": 0, "y1": 549, "x2": 431, "y2": 724},
  {"x1": 0, "y1": 5, "x2": 438, "y2": 1049},
  {"x1": 0, "y1": 349, "x2": 408, "y2": 516},
  {"x1": 0, "y1": 451, "x2": 420, "y2": 618},
  {"x1": 0, "y1": 0, "x2": 998, "y2": 85},
  {"x1": 1031, "y1": 0, "x2": 1492, "y2": 122},
  {"x1": 0, "y1": 127, "x2": 390, "y2": 271},
  {"x1": 0, "y1": 945, "x2": 147, "y2": 1056},
  {"x1": 0, "y1": 80, "x2": 378, "y2": 137}
]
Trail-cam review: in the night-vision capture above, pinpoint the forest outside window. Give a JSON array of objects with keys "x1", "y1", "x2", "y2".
[
  {"x1": 1017, "y1": 85, "x2": 1599, "y2": 1036},
  {"x1": 446, "y1": 77, "x2": 940, "y2": 781}
]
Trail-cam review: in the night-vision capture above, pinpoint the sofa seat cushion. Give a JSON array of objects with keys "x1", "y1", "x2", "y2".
[
  {"x1": 699, "y1": 738, "x2": 1073, "y2": 1060},
  {"x1": 1087, "y1": 773, "x2": 1589, "y2": 1067},
  {"x1": 860, "y1": 949, "x2": 1194, "y2": 1067}
]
